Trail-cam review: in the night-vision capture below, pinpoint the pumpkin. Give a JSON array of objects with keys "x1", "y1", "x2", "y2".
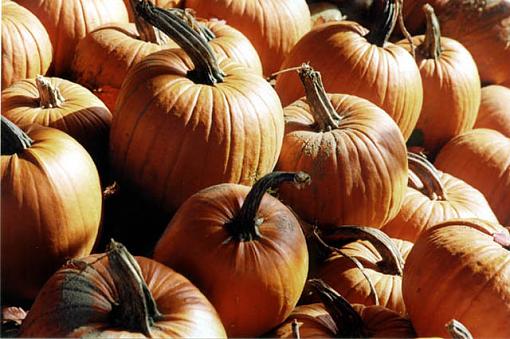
[
  {"x1": 19, "y1": 240, "x2": 227, "y2": 338},
  {"x1": 474, "y1": 85, "x2": 510, "y2": 137},
  {"x1": 309, "y1": 2, "x2": 345, "y2": 27},
  {"x1": 435, "y1": 128, "x2": 510, "y2": 225},
  {"x1": 269, "y1": 279, "x2": 416, "y2": 338},
  {"x1": 1, "y1": 76, "x2": 112, "y2": 175},
  {"x1": 1, "y1": 116, "x2": 102, "y2": 302},
  {"x1": 153, "y1": 171, "x2": 310, "y2": 337},
  {"x1": 186, "y1": 0, "x2": 311, "y2": 76},
  {"x1": 402, "y1": 219, "x2": 510, "y2": 337},
  {"x1": 382, "y1": 152, "x2": 498, "y2": 242},
  {"x1": 15, "y1": 0, "x2": 129, "y2": 76},
  {"x1": 274, "y1": 0, "x2": 423, "y2": 140},
  {"x1": 1, "y1": 0, "x2": 52, "y2": 89},
  {"x1": 276, "y1": 65, "x2": 407, "y2": 228},
  {"x1": 398, "y1": 4, "x2": 481, "y2": 155},
  {"x1": 110, "y1": 2, "x2": 284, "y2": 213}
]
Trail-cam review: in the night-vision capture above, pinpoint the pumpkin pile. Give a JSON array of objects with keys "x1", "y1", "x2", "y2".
[{"x1": 1, "y1": 0, "x2": 509, "y2": 337}]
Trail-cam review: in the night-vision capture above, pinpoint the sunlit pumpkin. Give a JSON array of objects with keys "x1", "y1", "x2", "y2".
[{"x1": 474, "y1": 85, "x2": 510, "y2": 137}]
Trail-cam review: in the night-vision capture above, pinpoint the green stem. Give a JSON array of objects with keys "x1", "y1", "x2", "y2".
[
  {"x1": 1, "y1": 116, "x2": 33, "y2": 155},
  {"x1": 418, "y1": 4, "x2": 442, "y2": 60},
  {"x1": 131, "y1": 0, "x2": 167, "y2": 44},
  {"x1": 298, "y1": 64, "x2": 342, "y2": 132},
  {"x1": 446, "y1": 320, "x2": 473, "y2": 339},
  {"x1": 407, "y1": 152, "x2": 447, "y2": 200},
  {"x1": 225, "y1": 172, "x2": 311, "y2": 242},
  {"x1": 36, "y1": 75, "x2": 64, "y2": 108},
  {"x1": 366, "y1": 0, "x2": 398, "y2": 47},
  {"x1": 134, "y1": 0, "x2": 224, "y2": 85}
]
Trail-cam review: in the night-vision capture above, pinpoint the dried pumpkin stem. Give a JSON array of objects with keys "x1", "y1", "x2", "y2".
[
  {"x1": 397, "y1": 0, "x2": 415, "y2": 57},
  {"x1": 107, "y1": 239, "x2": 162, "y2": 336},
  {"x1": 130, "y1": 0, "x2": 167, "y2": 44},
  {"x1": 446, "y1": 320, "x2": 474, "y2": 339},
  {"x1": 1, "y1": 116, "x2": 33, "y2": 155},
  {"x1": 366, "y1": 0, "x2": 398, "y2": 47},
  {"x1": 36, "y1": 75, "x2": 64, "y2": 108},
  {"x1": 291, "y1": 319, "x2": 301, "y2": 339},
  {"x1": 418, "y1": 4, "x2": 442, "y2": 60},
  {"x1": 298, "y1": 65, "x2": 342, "y2": 131},
  {"x1": 308, "y1": 279, "x2": 368, "y2": 338},
  {"x1": 407, "y1": 152, "x2": 447, "y2": 200},
  {"x1": 134, "y1": 0, "x2": 224, "y2": 85},
  {"x1": 225, "y1": 172, "x2": 311, "y2": 242}
]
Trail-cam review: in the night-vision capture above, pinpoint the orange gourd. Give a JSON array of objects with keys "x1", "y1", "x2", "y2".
[{"x1": 474, "y1": 85, "x2": 510, "y2": 137}]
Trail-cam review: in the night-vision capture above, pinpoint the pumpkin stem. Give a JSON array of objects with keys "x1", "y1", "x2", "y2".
[
  {"x1": 131, "y1": 0, "x2": 167, "y2": 44},
  {"x1": 308, "y1": 279, "x2": 368, "y2": 338},
  {"x1": 366, "y1": 0, "x2": 398, "y2": 47},
  {"x1": 397, "y1": 0, "x2": 415, "y2": 57},
  {"x1": 1, "y1": 116, "x2": 33, "y2": 155},
  {"x1": 407, "y1": 152, "x2": 447, "y2": 200},
  {"x1": 106, "y1": 239, "x2": 162, "y2": 336},
  {"x1": 446, "y1": 320, "x2": 474, "y2": 339},
  {"x1": 36, "y1": 75, "x2": 64, "y2": 108},
  {"x1": 298, "y1": 64, "x2": 342, "y2": 132},
  {"x1": 225, "y1": 172, "x2": 311, "y2": 242},
  {"x1": 323, "y1": 226, "x2": 404, "y2": 276},
  {"x1": 418, "y1": 4, "x2": 442, "y2": 60},
  {"x1": 173, "y1": 8, "x2": 216, "y2": 42},
  {"x1": 291, "y1": 319, "x2": 301, "y2": 339},
  {"x1": 134, "y1": 0, "x2": 224, "y2": 85}
]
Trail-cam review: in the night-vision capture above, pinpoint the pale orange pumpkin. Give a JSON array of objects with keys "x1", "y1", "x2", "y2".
[{"x1": 474, "y1": 85, "x2": 510, "y2": 137}]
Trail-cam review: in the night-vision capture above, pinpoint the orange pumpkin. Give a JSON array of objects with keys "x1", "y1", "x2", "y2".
[
  {"x1": 186, "y1": 0, "x2": 311, "y2": 76},
  {"x1": 474, "y1": 85, "x2": 510, "y2": 137},
  {"x1": 274, "y1": 0, "x2": 423, "y2": 140},
  {"x1": 19, "y1": 240, "x2": 227, "y2": 337},
  {"x1": 309, "y1": 2, "x2": 345, "y2": 27},
  {"x1": 153, "y1": 172, "x2": 310, "y2": 337},
  {"x1": 1, "y1": 117, "x2": 102, "y2": 302},
  {"x1": 1, "y1": 0, "x2": 52, "y2": 89}
]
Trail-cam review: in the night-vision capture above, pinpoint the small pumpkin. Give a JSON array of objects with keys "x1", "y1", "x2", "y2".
[
  {"x1": 1, "y1": 116, "x2": 102, "y2": 302},
  {"x1": 309, "y1": 2, "x2": 345, "y2": 27},
  {"x1": 474, "y1": 85, "x2": 510, "y2": 137},
  {"x1": 19, "y1": 240, "x2": 227, "y2": 337},
  {"x1": 153, "y1": 172, "x2": 310, "y2": 337}
]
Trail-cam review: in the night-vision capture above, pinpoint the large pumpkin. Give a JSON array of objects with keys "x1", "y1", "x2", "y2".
[
  {"x1": 19, "y1": 240, "x2": 227, "y2": 338},
  {"x1": 1, "y1": 0, "x2": 52, "y2": 89},
  {"x1": 15, "y1": 0, "x2": 129, "y2": 76},
  {"x1": 474, "y1": 85, "x2": 510, "y2": 137},
  {"x1": 435, "y1": 128, "x2": 510, "y2": 225},
  {"x1": 402, "y1": 219, "x2": 510, "y2": 337},
  {"x1": 110, "y1": 2, "x2": 284, "y2": 213},
  {"x1": 276, "y1": 65, "x2": 407, "y2": 228},
  {"x1": 186, "y1": 0, "x2": 311, "y2": 76},
  {"x1": 274, "y1": 0, "x2": 423, "y2": 140},
  {"x1": 153, "y1": 172, "x2": 310, "y2": 337},
  {"x1": 1, "y1": 117, "x2": 102, "y2": 302}
]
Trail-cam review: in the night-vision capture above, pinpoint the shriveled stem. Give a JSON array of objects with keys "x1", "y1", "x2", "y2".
[
  {"x1": 446, "y1": 320, "x2": 473, "y2": 339},
  {"x1": 1, "y1": 116, "x2": 33, "y2": 155},
  {"x1": 366, "y1": 0, "x2": 398, "y2": 47},
  {"x1": 291, "y1": 319, "x2": 301, "y2": 339},
  {"x1": 407, "y1": 152, "x2": 447, "y2": 200},
  {"x1": 418, "y1": 4, "x2": 442, "y2": 60},
  {"x1": 397, "y1": 0, "x2": 415, "y2": 57},
  {"x1": 130, "y1": 0, "x2": 167, "y2": 44},
  {"x1": 36, "y1": 75, "x2": 64, "y2": 108}
]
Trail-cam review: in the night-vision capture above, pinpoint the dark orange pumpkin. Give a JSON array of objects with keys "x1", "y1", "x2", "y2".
[
  {"x1": 153, "y1": 172, "x2": 310, "y2": 337},
  {"x1": 19, "y1": 240, "x2": 227, "y2": 337},
  {"x1": 474, "y1": 85, "x2": 510, "y2": 137}
]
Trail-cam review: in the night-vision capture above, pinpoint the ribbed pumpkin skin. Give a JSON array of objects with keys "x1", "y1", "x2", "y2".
[
  {"x1": 15, "y1": 0, "x2": 128, "y2": 76},
  {"x1": 20, "y1": 255, "x2": 227, "y2": 338},
  {"x1": 1, "y1": 0, "x2": 52, "y2": 89},
  {"x1": 435, "y1": 129, "x2": 510, "y2": 225},
  {"x1": 110, "y1": 49, "x2": 284, "y2": 213},
  {"x1": 153, "y1": 184, "x2": 308, "y2": 337},
  {"x1": 403, "y1": 219, "x2": 510, "y2": 337},
  {"x1": 382, "y1": 172, "x2": 498, "y2": 243},
  {"x1": 276, "y1": 94, "x2": 407, "y2": 228},
  {"x1": 1, "y1": 125, "x2": 102, "y2": 302},
  {"x1": 399, "y1": 36, "x2": 481, "y2": 154},
  {"x1": 1, "y1": 77, "x2": 112, "y2": 162},
  {"x1": 474, "y1": 85, "x2": 510, "y2": 137},
  {"x1": 274, "y1": 21, "x2": 423, "y2": 140},
  {"x1": 186, "y1": 0, "x2": 311, "y2": 76}
]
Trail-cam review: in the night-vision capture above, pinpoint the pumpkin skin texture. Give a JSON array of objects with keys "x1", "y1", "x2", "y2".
[
  {"x1": 185, "y1": 0, "x2": 311, "y2": 76},
  {"x1": 274, "y1": 21, "x2": 423, "y2": 140},
  {"x1": 1, "y1": 122, "x2": 102, "y2": 302},
  {"x1": 474, "y1": 85, "x2": 510, "y2": 137},
  {"x1": 1, "y1": 0, "x2": 52, "y2": 89},
  {"x1": 402, "y1": 219, "x2": 510, "y2": 337},
  {"x1": 15, "y1": 0, "x2": 129, "y2": 76},
  {"x1": 435, "y1": 128, "x2": 510, "y2": 226},
  {"x1": 153, "y1": 173, "x2": 309, "y2": 337},
  {"x1": 19, "y1": 249, "x2": 227, "y2": 337}
]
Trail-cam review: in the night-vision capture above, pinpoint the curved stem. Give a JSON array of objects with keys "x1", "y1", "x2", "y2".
[
  {"x1": 298, "y1": 64, "x2": 342, "y2": 131},
  {"x1": 397, "y1": 0, "x2": 415, "y2": 57},
  {"x1": 308, "y1": 279, "x2": 368, "y2": 338},
  {"x1": 323, "y1": 226, "x2": 404, "y2": 276},
  {"x1": 36, "y1": 75, "x2": 64, "y2": 108},
  {"x1": 366, "y1": 0, "x2": 398, "y2": 47},
  {"x1": 134, "y1": 0, "x2": 224, "y2": 85},
  {"x1": 407, "y1": 152, "x2": 447, "y2": 200},
  {"x1": 418, "y1": 4, "x2": 442, "y2": 60},
  {"x1": 131, "y1": 0, "x2": 166, "y2": 44},
  {"x1": 1, "y1": 116, "x2": 33, "y2": 155},
  {"x1": 106, "y1": 239, "x2": 162, "y2": 336},
  {"x1": 446, "y1": 320, "x2": 473, "y2": 339},
  {"x1": 291, "y1": 319, "x2": 301, "y2": 339},
  {"x1": 225, "y1": 172, "x2": 311, "y2": 242}
]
